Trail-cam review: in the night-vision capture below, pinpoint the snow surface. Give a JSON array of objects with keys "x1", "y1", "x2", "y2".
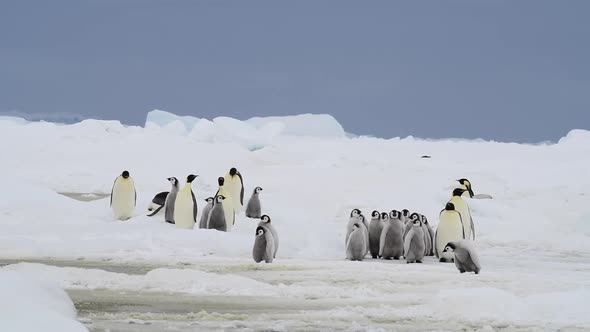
[
  {"x1": 1, "y1": 113, "x2": 589, "y2": 330},
  {"x1": 0, "y1": 270, "x2": 88, "y2": 332}
]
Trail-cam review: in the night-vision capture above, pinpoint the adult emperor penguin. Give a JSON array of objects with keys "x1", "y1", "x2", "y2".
[
  {"x1": 443, "y1": 240, "x2": 481, "y2": 274},
  {"x1": 379, "y1": 211, "x2": 404, "y2": 260},
  {"x1": 253, "y1": 226, "x2": 275, "y2": 263},
  {"x1": 224, "y1": 167, "x2": 244, "y2": 213},
  {"x1": 174, "y1": 174, "x2": 198, "y2": 229},
  {"x1": 110, "y1": 170, "x2": 136, "y2": 220},
  {"x1": 207, "y1": 195, "x2": 227, "y2": 231},
  {"x1": 345, "y1": 209, "x2": 363, "y2": 246},
  {"x1": 404, "y1": 216, "x2": 426, "y2": 264},
  {"x1": 245, "y1": 186, "x2": 263, "y2": 218},
  {"x1": 449, "y1": 188, "x2": 476, "y2": 240},
  {"x1": 434, "y1": 202, "x2": 465, "y2": 262},
  {"x1": 147, "y1": 191, "x2": 168, "y2": 217},
  {"x1": 368, "y1": 210, "x2": 384, "y2": 258},
  {"x1": 258, "y1": 215, "x2": 279, "y2": 258},
  {"x1": 164, "y1": 177, "x2": 180, "y2": 224},
  {"x1": 346, "y1": 223, "x2": 367, "y2": 261},
  {"x1": 215, "y1": 177, "x2": 235, "y2": 231},
  {"x1": 198, "y1": 197, "x2": 214, "y2": 229}
]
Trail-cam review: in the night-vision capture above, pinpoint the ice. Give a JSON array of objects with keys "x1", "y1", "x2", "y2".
[
  {"x1": 0, "y1": 270, "x2": 88, "y2": 332},
  {"x1": 145, "y1": 109, "x2": 201, "y2": 133},
  {"x1": 246, "y1": 113, "x2": 345, "y2": 138}
]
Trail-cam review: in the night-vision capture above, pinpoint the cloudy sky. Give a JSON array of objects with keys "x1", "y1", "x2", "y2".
[{"x1": 1, "y1": 1, "x2": 588, "y2": 142}]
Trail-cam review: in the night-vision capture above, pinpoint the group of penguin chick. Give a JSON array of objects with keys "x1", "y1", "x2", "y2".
[
  {"x1": 344, "y1": 179, "x2": 483, "y2": 274},
  {"x1": 110, "y1": 168, "x2": 279, "y2": 264}
]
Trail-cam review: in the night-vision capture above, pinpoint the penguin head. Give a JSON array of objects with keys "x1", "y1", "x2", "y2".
[
  {"x1": 216, "y1": 195, "x2": 226, "y2": 203},
  {"x1": 260, "y1": 215, "x2": 271, "y2": 223},
  {"x1": 443, "y1": 242, "x2": 457, "y2": 253},
  {"x1": 445, "y1": 202, "x2": 456, "y2": 211},
  {"x1": 255, "y1": 186, "x2": 263, "y2": 194},
  {"x1": 350, "y1": 209, "x2": 361, "y2": 218},
  {"x1": 167, "y1": 177, "x2": 179, "y2": 186},
  {"x1": 186, "y1": 174, "x2": 198, "y2": 183},
  {"x1": 422, "y1": 216, "x2": 429, "y2": 225},
  {"x1": 256, "y1": 226, "x2": 265, "y2": 236},
  {"x1": 380, "y1": 212, "x2": 389, "y2": 220},
  {"x1": 205, "y1": 197, "x2": 214, "y2": 204},
  {"x1": 402, "y1": 209, "x2": 410, "y2": 217},
  {"x1": 229, "y1": 168, "x2": 238, "y2": 176},
  {"x1": 452, "y1": 188, "x2": 467, "y2": 197},
  {"x1": 389, "y1": 210, "x2": 400, "y2": 219},
  {"x1": 410, "y1": 212, "x2": 420, "y2": 221},
  {"x1": 122, "y1": 171, "x2": 130, "y2": 179},
  {"x1": 359, "y1": 214, "x2": 366, "y2": 223},
  {"x1": 218, "y1": 177, "x2": 225, "y2": 186},
  {"x1": 457, "y1": 178, "x2": 471, "y2": 187},
  {"x1": 371, "y1": 210, "x2": 380, "y2": 219},
  {"x1": 412, "y1": 218, "x2": 422, "y2": 227}
]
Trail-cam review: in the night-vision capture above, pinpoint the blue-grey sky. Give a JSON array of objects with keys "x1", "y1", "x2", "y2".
[{"x1": 1, "y1": 1, "x2": 589, "y2": 142}]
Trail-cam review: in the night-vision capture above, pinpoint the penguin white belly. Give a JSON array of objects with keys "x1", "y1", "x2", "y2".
[
  {"x1": 225, "y1": 176, "x2": 242, "y2": 212},
  {"x1": 174, "y1": 187, "x2": 195, "y2": 229},
  {"x1": 112, "y1": 180, "x2": 135, "y2": 220},
  {"x1": 436, "y1": 211, "x2": 464, "y2": 261},
  {"x1": 218, "y1": 188, "x2": 235, "y2": 231},
  {"x1": 450, "y1": 197, "x2": 472, "y2": 240}
]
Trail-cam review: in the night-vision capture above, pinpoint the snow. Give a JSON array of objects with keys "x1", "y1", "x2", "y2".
[
  {"x1": 0, "y1": 270, "x2": 88, "y2": 332},
  {"x1": 0, "y1": 113, "x2": 589, "y2": 330}
]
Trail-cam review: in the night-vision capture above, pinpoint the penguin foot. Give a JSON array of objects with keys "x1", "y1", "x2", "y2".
[
  {"x1": 460, "y1": 270, "x2": 466, "y2": 273},
  {"x1": 372, "y1": 255, "x2": 377, "y2": 259},
  {"x1": 416, "y1": 260, "x2": 423, "y2": 264},
  {"x1": 394, "y1": 257, "x2": 400, "y2": 260}
]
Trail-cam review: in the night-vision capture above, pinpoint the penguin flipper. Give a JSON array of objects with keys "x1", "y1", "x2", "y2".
[
  {"x1": 237, "y1": 172, "x2": 244, "y2": 205},
  {"x1": 147, "y1": 204, "x2": 164, "y2": 217},
  {"x1": 264, "y1": 229, "x2": 275, "y2": 263},
  {"x1": 379, "y1": 223, "x2": 389, "y2": 257},
  {"x1": 134, "y1": 188, "x2": 137, "y2": 207},
  {"x1": 110, "y1": 177, "x2": 117, "y2": 207},
  {"x1": 191, "y1": 190, "x2": 198, "y2": 222},
  {"x1": 433, "y1": 227, "x2": 439, "y2": 258},
  {"x1": 457, "y1": 212, "x2": 465, "y2": 239}
]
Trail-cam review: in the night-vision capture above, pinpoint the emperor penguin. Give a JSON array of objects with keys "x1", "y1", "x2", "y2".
[
  {"x1": 443, "y1": 240, "x2": 481, "y2": 274},
  {"x1": 253, "y1": 226, "x2": 275, "y2": 263},
  {"x1": 368, "y1": 210, "x2": 383, "y2": 258},
  {"x1": 457, "y1": 179, "x2": 475, "y2": 198},
  {"x1": 359, "y1": 213, "x2": 370, "y2": 256},
  {"x1": 404, "y1": 216, "x2": 426, "y2": 263},
  {"x1": 448, "y1": 188, "x2": 476, "y2": 240},
  {"x1": 164, "y1": 177, "x2": 180, "y2": 224},
  {"x1": 422, "y1": 215, "x2": 436, "y2": 256},
  {"x1": 198, "y1": 197, "x2": 214, "y2": 229},
  {"x1": 434, "y1": 202, "x2": 465, "y2": 262},
  {"x1": 245, "y1": 186, "x2": 263, "y2": 218},
  {"x1": 401, "y1": 209, "x2": 411, "y2": 225},
  {"x1": 404, "y1": 212, "x2": 421, "y2": 240},
  {"x1": 258, "y1": 215, "x2": 279, "y2": 258},
  {"x1": 345, "y1": 209, "x2": 363, "y2": 247},
  {"x1": 420, "y1": 214, "x2": 433, "y2": 256},
  {"x1": 215, "y1": 177, "x2": 236, "y2": 231},
  {"x1": 174, "y1": 174, "x2": 198, "y2": 229},
  {"x1": 379, "y1": 210, "x2": 404, "y2": 260},
  {"x1": 110, "y1": 170, "x2": 136, "y2": 220},
  {"x1": 147, "y1": 191, "x2": 168, "y2": 217},
  {"x1": 207, "y1": 195, "x2": 227, "y2": 232},
  {"x1": 224, "y1": 167, "x2": 244, "y2": 213},
  {"x1": 346, "y1": 223, "x2": 367, "y2": 261}
]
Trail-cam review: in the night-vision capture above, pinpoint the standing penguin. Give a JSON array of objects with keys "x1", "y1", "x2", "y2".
[
  {"x1": 174, "y1": 174, "x2": 198, "y2": 229},
  {"x1": 443, "y1": 240, "x2": 481, "y2": 274},
  {"x1": 346, "y1": 223, "x2": 367, "y2": 261},
  {"x1": 252, "y1": 226, "x2": 275, "y2": 263},
  {"x1": 245, "y1": 186, "x2": 263, "y2": 218},
  {"x1": 404, "y1": 216, "x2": 426, "y2": 263},
  {"x1": 207, "y1": 195, "x2": 227, "y2": 231},
  {"x1": 224, "y1": 167, "x2": 244, "y2": 213},
  {"x1": 404, "y1": 212, "x2": 421, "y2": 240},
  {"x1": 423, "y1": 216, "x2": 436, "y2": 256},
  {"x1": 164, "y1": 177, "x2": 180, "y2": 224},
  {"x1": 258, "y1": 215, "x2": 279, "y2": 258},
  {"x1": 147, "y1": 191, "x2": 168, "y2": 217},
  {"x1": 448, "y1": 188, "x2": 475, "y2": 240},
  {"x1": 110, "y1": 170, "x2": 136, "y2": 220},
  {"x1": 215, "y1": 177, "x2": 235, "y2": 231},
  {"x1": 345, "y1": 209, "x2": 363, "y2": 246},
  {"x1": 379, "y1": 211, "x2": 404, "y2": 260},
  {"x1": 434, "y1": 202, "x2": 465, "y2": 262},
  {"x1": 368, "y1": 210, "x2": 384, "y2": 258},
  {"x1": 198, "y1": 197, "x2": 214, "y2": 229},
  {"x1": 420, "y1": 214, "x2": 433, "y2": 256},
  {"x1": 359, "y1": 213, "x2": 370, "y2": 257}
]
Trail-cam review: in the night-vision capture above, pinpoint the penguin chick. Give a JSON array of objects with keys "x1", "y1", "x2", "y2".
[
  {"x1": 368, "y1": 210, "x2": 383, "y2": 259},
  {"x1": 346, "y1": 223, "x2": 367, "y2": 261},
  {"x1": 423, "y1": 216, "x2": 435, "y2": 256},
  {"x1": 245, "y1": 186, "x2": 263, "y2": 218},
  {"x1": 404, "y1": 215, "x2": 426, "y2": 263},
  {"x1": 198, "y1": 197, "x2": 214, "y2": 229},
  {"x1": 164, "y1": 177, "x2": 180, "y2": 224},
  {"x1": 379, "y1": 211, "x2": 404, "y2": 260},
  {"x1": 207, "y1": 195, "x2": 227, "y2": 232},
  {"x1": 258, "y1": 215, "x2": 279, "y2": 258},
  {"x1": 443, "y1": 240, "x2": 481, "y2": 274},
  {"x1": 420, "y1": 214, "x2": 433, "y2": 256},
  {"x1": 345, "y1": 209, "x2": 362, "y2": 247},
  {"x1": 253, "y1": 226, "x2": 275, "y2": 263}
]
